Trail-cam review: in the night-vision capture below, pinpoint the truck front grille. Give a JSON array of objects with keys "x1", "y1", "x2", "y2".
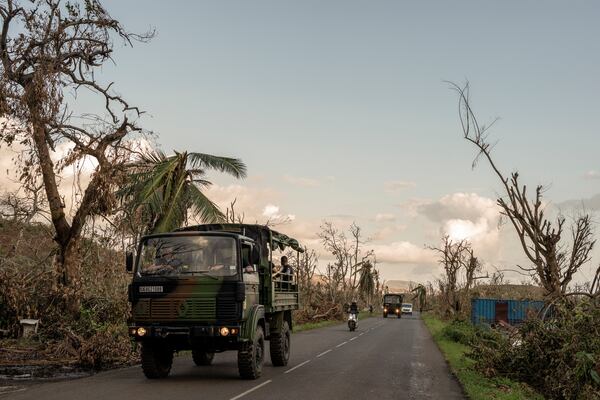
[
  {"x1": 135, "y1": 298, "x2": 217, "y2": 321},
  {"x1": 217, "y1": 298, "x2": 238, "y2": 322}
]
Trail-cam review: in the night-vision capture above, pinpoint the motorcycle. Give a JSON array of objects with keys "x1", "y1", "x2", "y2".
[{"x1": 348, "y1": 312, "x2": 358, "y2": 331}]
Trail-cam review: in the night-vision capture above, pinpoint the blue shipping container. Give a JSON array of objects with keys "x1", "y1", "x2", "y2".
[{"x1": 471, "y1": 298, "x2": 545, "y2": 326}]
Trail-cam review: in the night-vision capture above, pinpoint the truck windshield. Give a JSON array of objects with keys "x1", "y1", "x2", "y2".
[
  {"x1": 384, "y1": 295, "x2": 400, "y2": 303},
  {"x1": 138, "y1": 236, "x2": 238, "y2": 278}
]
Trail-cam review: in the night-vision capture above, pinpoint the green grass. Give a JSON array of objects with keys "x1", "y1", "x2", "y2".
[
  {"x1": 422, "y1": 313, "x2": 543, "y2": 400},
  {"x1": 294, "y1": 311, "x2": 373, "y2": 333}
]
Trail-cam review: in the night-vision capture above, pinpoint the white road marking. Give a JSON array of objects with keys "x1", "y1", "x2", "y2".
[
  {"x1": 284, "y1": 360, "x2": 310, "y2": 374},
  {"x1": 359, "y1": 332, "x2": 365, "y2": 336},
  {"x1": 0, "y1": 386, "x2": 26, "y2": 395},
  {"x1": 336, "y1": 341, "x2": 348, "y2": 348},
  {"x1": 349, "y1": 336, "x2": 357, "y2": 341},
  {"x1": 229, "y1": 380, "x2": 272, "y2": 400},
  {"x1": 317, "y1": 349, "x2": 332, "y2": 358}
]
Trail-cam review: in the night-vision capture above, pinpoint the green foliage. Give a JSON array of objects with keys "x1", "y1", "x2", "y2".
[
  {"x1": 441, "y1": 320, "x2": 475, "y2": 345},
  {"x1": 422, "y1": 313, "x2": 543, "y2": 400},
  {"x1": 119, "y1": 150, "x2": 247, "y2": 234},
  {"x1": 471, "y1": 301, "x2": 600, "y2": 399},
  {"x1": 358, "y1": 261, "x2": 375, "y2": 301}
]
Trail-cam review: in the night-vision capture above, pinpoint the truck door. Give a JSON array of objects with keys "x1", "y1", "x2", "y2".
[{"x1": 242, "y1": 242, "x2": 260, "y2": 313}]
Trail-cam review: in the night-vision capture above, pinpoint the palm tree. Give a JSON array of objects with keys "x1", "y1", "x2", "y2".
[
  {"x1": 358, "y1": 261, "x2": 376, "y2": 305},
  {"x1": 120, "y1": 150, "x2": 246, "y2": 234},
  {"x1": 411, "y1": 284, "x2": 427, "y2": 313}
]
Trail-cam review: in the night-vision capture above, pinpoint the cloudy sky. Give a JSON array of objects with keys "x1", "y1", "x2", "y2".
[{"x1": 3, "y1": 1, "x2": 600, "y2": 284}]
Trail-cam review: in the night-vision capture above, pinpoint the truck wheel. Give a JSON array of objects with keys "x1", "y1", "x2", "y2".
[
  {"x1": 270, "y1": 321, "x2": 290, "y2": 366},
  {"x1": 238, "y1": 325, "x2": 264, "y2": 379},
  {"x1": 397, "y1": 313, "x2": 401, "y2": 319},
  {"x1": 192, "y1": 349, "x2": 215, "y2": 366},
  {"x1": 141, "y1": 343, "x2": 173, "y2": 379},
  {"x1": 383, "y1": 313, "x2": 388, "y2": 318}
]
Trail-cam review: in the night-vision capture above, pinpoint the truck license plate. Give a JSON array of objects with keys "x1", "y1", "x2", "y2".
[{"x1": 139, "y1": 286, "x2": 163, "y2": 293}]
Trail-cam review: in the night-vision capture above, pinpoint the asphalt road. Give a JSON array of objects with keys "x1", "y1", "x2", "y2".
[{"x1": 2, "y1": 313, "x2": 464, "y2": 400}]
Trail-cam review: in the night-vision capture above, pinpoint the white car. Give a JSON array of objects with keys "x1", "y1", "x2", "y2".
[{"x1": 401, "y1": 303, "x2": 413, "y2": 315}]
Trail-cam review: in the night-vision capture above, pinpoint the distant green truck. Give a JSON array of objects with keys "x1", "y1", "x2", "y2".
[
  {"x1": 383, "y1": 293, "x2": 403, "y2": 318},
  {"x1": 126, "y1": 224, "x2": 302, "y2": 380}
]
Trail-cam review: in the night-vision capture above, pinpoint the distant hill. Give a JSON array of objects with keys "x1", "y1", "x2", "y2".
[{"x1": 385, "y1": 280, "x2": 420, "y2": 294}]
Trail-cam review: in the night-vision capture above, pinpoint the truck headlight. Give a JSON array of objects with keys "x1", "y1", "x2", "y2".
[
  {"x1": 220, "y1": 327, "x2": 230, "y2": 336},
  {"x1": 137, "y1": 327, "x2": 147, "y2": 336}
]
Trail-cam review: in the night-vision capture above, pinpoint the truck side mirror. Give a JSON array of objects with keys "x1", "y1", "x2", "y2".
[
  {"x1": 251, "y1": 247, "x2": 260, "y2": 264},
  {"x1": 125, "y1": 251, "x2": 134, "y2": 273}
]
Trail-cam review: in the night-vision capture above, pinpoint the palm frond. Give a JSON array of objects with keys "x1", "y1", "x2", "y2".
[
  {"x1": 153, "y1": 175, "x2": 189, "y2": 233},
  {"x1": 139, "y1": 149, "x2": 167, "y2": 165},
  {"x1": 187, "y1": 153, "x2": 247, "y2": 179},
  {"x1": 187, "y1": 183, "x2": 225, "y2": 223}
]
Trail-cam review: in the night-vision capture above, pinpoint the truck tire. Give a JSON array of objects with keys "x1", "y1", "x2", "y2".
[
  {"x1": 270, "y1": 321, "x2": 290, "y2": 367},
  {"x1": 141, "y1": 343, "x2": 173, "y2": 379},
  {"x1": 192, "y1": 349, "x2": 215, "y2": 366},
  {"x1": 238, "y1": 325, "x2": 264, "y2": 379},
  {"x1": 397, "y1": 313, "x2": 401, "y2": 319},
  {"x1": 383, "y1": 313, "x2": 388, "y2": 318}
]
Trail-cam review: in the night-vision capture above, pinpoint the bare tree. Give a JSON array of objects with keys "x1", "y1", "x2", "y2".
[
  {"x1": 449, "y1": 82, "x2": 595, "y2": 299},
  {"x1": 429, "y1": 235, "x2": 469, "y2": 313},
  {"x1": 224, "y1": 198, "x2": 245, "y2": 224},
  {"x1": 289, "y1": 246, "x2": 319, "y2": 308},
  {"x1": 0, "y1": 180, "x2": 46, "y2": 223},
  {"x1": 463, "y1": 247, "x2": 488, "y2": 291},
  {"x1": 0, "y1": 0, "x2": 153, "y2": 310},
  {"x1": 318, "y1": 221, "x2": 375, "y2": 304}
]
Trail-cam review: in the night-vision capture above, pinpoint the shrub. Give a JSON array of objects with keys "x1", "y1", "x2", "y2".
[
  {"x1": 441, "y1": 319, "x2": 476, "y2": 345},
  {"x1": 471, "y1": 300, "x2": 600, "y2": 399}
]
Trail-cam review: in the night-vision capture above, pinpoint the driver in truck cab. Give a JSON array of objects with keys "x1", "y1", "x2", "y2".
[{"x1": 144, "y1": 251, "x2": 183, "y2": 275}]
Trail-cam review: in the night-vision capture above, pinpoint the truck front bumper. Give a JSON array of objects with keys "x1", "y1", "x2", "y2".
[{"x1": 129, "y1": 324, "x2": 241, "y2": 340}]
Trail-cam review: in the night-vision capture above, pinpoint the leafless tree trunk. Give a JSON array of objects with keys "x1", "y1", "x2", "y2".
[
  {"x1": 318, "y1": 221, "x2": 375, "y2": 304},
  {"x1": 0, "y1": 0, "x2": 153, "y2": 312},
  {"x1": 429, "y1": 235, "x2": 471, "y2": 314},
  {"x1": 290, "y1": 247, "x2": 318, "y2": 308},
  {"x1": 449, "y1": 82, "x2": 596, "y2": 299},
  {"x1": 225, "y1": 198, "x2": 245, "y2": 223}
]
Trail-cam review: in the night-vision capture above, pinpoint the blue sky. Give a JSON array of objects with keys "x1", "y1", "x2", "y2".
[{"x1": 89, "y1": 1, "x2": 600, "y2": 282}]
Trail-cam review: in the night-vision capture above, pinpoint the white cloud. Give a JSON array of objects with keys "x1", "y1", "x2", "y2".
[
  {"x1": 375, "y1": 213, "x2": 396, "y2": 222},
  {"x1": 371, "y1": 241, "x2": 436, "y2": 264},
  {"x1": 0, "y1": 137, "x2": 159, "y2": 217},
  {"x1": 385, "y1": 180, "x2": 416, "y2": 193},
  {"x1": 416, "y1": 192, "x2": 503, "y2": 262},
  {"x1": 203, "y1": 184, "x2": 298, "y2": 226},
  {"x1": 371, "y1": 225, "x2": 406, "y2": 241},
  {"x1": 262, "y1": 204, "x2": 280, "y2": 218},
  {"x1": 584, "y1": 170, "x2": 600, "y2": 180},
  {"x1": 418, "y1": 192, "x2": 500, "y2": 224}
]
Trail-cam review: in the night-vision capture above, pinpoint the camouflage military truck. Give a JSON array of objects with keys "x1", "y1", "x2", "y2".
[
  {"x1": 382, "y1": 293, "x2": 403, "y2": 318},
  {"x1": 126, "y1": 224, "x2": 302, "y2": 380}
]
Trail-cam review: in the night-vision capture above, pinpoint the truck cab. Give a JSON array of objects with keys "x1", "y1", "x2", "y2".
[
  {"x1": 382, "y1": 293, "x2": 403, "y2": 318},
  {"x1": 127, "y1": 224, "x2": 302, "y2": 380}
]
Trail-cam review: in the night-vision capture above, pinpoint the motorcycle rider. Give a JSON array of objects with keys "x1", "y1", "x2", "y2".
[
  {"x1": 347, "y1": 300, "x2": 359, "y2": 331},
  {"x1": 349, "y1": 300, "x2": 358, "y2": 316}
]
